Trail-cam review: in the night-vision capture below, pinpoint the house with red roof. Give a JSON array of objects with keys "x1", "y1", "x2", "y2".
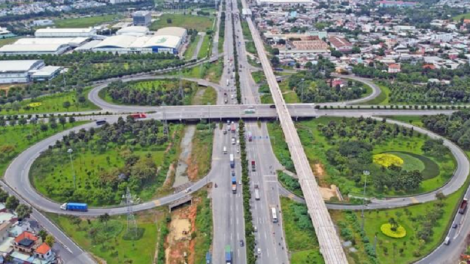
[
  {"x1": 34, "y1": 242, "x2": 54, "y2": 262},
  {"x1": 388, "y1": 63, "x2": 401, "y2": 73},
  {"x1": 13, "y1": 231, "x2": 41, "y2": 254}
]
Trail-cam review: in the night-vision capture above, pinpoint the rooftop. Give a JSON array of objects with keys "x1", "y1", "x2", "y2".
[
  {"x1": 35, "y1": 27, "x2": 96, "y2": 34},
  {"x1": 0, "y1": 60, "x2": 43, "y2": 72},
  {"x1": 36, "y1": 243, "x2": 51, "y2": 255},
  {"x1": 14, "y1": 231, "x2": 38, "y2": 244}
]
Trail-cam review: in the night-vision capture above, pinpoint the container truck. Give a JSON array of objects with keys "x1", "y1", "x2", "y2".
[
  {"x1": 254, "y1": 184, "x2": 260, "y2": 200},
  {"x1": 96, "y1": 120, "x2": 106, "y2": 126},
  {"x1": 230, "y1": 154, "x2": 235, "y2": 168},
  {"x1": 252, "y1": 160, "x2": 256, "y2": 172},
  {"x1": 60, "y1": 203, "x2": 88, "y2": 212},
  {"x1": 459, "y1": 198, "x2": 468, "y2": 214},
  {"x1": 231, "y1": 176, "x2": 237, "y2": 193},
  {"x1": 225, "y1": 245, "x2": 232, "y2": 264}
]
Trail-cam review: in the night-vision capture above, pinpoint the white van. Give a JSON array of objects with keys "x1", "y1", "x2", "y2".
[
  {"x1": 223, "y1": 146, "x2": 227, "y2": 154},
  {"x1": 232, "y1": 138, "x2": 236, "y2": 145},
  {"x1": 444, "y1": 236, "x2": 451, "y2": 245}
]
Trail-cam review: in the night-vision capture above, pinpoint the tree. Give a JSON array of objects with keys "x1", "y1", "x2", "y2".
[
  {"x1": 270, "y1": 56, "x2": 280, "y2": 67},
  {"x1": 45, "y1": 235, "x2": 55, "y2": 247},
  {"x1": 59, "y1": 117, "x2": 67, "y2": 128},
  {"x1": 63, "y1": 101, "x2": 71, "y2": 110},
  {"x1": 271, "y1": 48, "x2": 280, "y2": 55},
  {"x1": 38, "y1": 230, "x2": 48, "y2": 241},
  {"x1": 331, "y1": 49, "x2": 343, "y2": 58},
  {"x1": 0, "y1": 189, "x2": 8, "y2": 203},
  {"x1": 69, "y1": 116, "x2": 76, "y2": 124},
  {"x1": 167, "y1": 18, "x2": 172, "y2": 24},
  {"x1": 16, "y1": 204, "x2": 32, "y2": 219},
  {"x1": 70, "y1": 216, "x2": 82, "y2": 227},
  {"x1": 5, "y1": 196, "x2": 19, "y2": 211},
  {"x1": 40, "y1": 123, "x2": 48, "y2": 132},
  {"x1": 98, "y1": 213, "x2": 110, "y2": 227}
]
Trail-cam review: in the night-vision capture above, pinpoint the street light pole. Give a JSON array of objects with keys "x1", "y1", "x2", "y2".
[
  {"x1": 299, "y1": 78, "x2": 305, "y2": 103},
  {"x1": 362, "y1": 170, "x2": 370, "y2": 231},
  {"x1": 68, "y1": 148, "x2": 76, "y2": 189},
  {"x1": 207, "y1": 103, "x2": 211, "y2": 132}
]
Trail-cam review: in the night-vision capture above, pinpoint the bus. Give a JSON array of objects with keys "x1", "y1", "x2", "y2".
[
  {"x1": 271, "y1": 207, "x2": 278, "y2": 223},
  {"x1": 244, "y1": 109, "x2": 256, "y2": 114}
]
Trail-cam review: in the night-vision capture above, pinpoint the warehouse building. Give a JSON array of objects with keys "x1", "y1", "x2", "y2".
[
  {"x1": 35, "y1": 28, "x2": 97, "y2": 38},
  {"x1": 91, "y1": 34, "x2": 183, "y2": 54},
  {"x1": 256, "y1": 0, "x2": 313, "y2": 5},
  {"x1": 0, "y1": 38, "x2": 88, "y2": 56},
  {"x1": 155, "y1": 27, "x2": 187, "y2": 42},
  {"x1": 0, "y1": 60, "x2": 45, "y2": 84}
]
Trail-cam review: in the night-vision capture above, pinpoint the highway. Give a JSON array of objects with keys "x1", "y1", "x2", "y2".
[{"x1": 211, "y1": 3, "x2": 248, "y2": 263}]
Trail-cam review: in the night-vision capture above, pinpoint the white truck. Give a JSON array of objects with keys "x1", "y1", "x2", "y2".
[{"x1": 254, "y1": 185, "x2": 260, "y2": 200}]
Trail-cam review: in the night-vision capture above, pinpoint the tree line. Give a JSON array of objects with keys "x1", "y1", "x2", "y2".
[
  {"x1": 105, "y1": 79, "x2": 196, "y2": 106},
  {"x1": 422, "y1": 110, "x2": 470, "y2": 149}
]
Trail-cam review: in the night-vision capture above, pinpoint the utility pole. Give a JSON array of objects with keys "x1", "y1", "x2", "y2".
[
  {"x1": 362, "y1": 170, "x2": 370, "y2": 231},
  {"x1": 67, "y1": 148, "x2": 76, "y2": 189},
  {"x1": 126, "y1": 187, "x2": 138, "y2": 241},
  {"x1": 162, "y1": 102, "x2": 168, "y2": 134}
]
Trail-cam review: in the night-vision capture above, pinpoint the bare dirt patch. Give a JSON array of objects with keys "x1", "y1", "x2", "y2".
[
  {"x1": 319, "y1": 185, "x2": 338, "y2": 201},
  {"x1": 165, "y1": 197, "x2": 201, "y2": 264}
]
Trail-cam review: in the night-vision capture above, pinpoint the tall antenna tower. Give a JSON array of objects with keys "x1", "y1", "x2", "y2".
[{"x1": 126, "y1": 187, "x2": 138, "y2": 239}]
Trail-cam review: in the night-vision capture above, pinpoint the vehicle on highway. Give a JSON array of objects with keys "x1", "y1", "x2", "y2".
[
  {"x1": 240, "y1": 240, "x2": 244, "y2": 247},
  {"x1": 236, "y1": 139, "x2": 240, "y2": 145},
  {"x1": 271, "y1": 207, "x2": 278, "y2": 223},
  {"x1": 444, "y1": 236, "x2": 451, "y2": 245},
  {"x1": 452, "y1": 223, "x2": 458, "y2": 228},
  {"x1": 223, "y1": 130, "x2": 227, "y2": 135},
  {"x1": 231, "y1": 171, "x2": 235, "y2": 177},
  {"x1": 248, "y1": 131, "x2": 253, "y2": 142},
  {"x1": 185, "y1": 187, "x2": 191, "y2": 193},
  {"x1": 459, "y1": 198, "x2": 468, "y2": 214},
  {"x1": 239, "y1": 180, "x2": 242, "y2": 185},
  {"x1": 230, "y1": 122, "x2": 236, "y2": 133},
  {"x1": 244, "y1": 109, "x2": 256, "y2": 114},
  {"x1": 96, "y1": 120, "x2": 107, "y2": 125},
  {"x1": 252, "y1": 160, "x2": 256, "y2": 171},
  {"x1": 60, "y1": 202, "x2": 88, "y2": 212},
  {"x1": 269, "y1": 105, "x2": 276, "y2": 109},
  {"x1": 230, "y1": 154, "x2": 235, "y2": 168},
  {"x1": 223, "y1": 146, "x2": 227, "y2": 154},
  {"x1": 257, "y1": 248, "x2": 261, "y2": 255},
  {"x1": 130, "y1": 113, "x2": 147, "y2": 119},
  {"x1": 231, "y1": 176, "x2": 237, "y2": 194},
  {"x1": 225, "y1": 245, "x2": 232, "y2": 264},
  {"x1": 254, "y1": 184, "x2": 260, "y2": 200},
  {"x1": 231, "y1": 137, "x2": 236, "y2": 145}
]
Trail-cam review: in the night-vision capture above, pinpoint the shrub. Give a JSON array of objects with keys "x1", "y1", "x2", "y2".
[{"x1": 380, "y1": 223, "x2": 407, "y2": 238}]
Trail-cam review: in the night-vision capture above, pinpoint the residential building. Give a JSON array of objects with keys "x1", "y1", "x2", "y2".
[
  {"x1": 388, "y1": 63, "x2": 401, "y2": 73},
  {"x1": 13, "y1": 231, "x2": 41, "y2": 254},
  {"x1": 328, "y1": 36, "x2": 353, "y2": 53},
  {"x1": 34, "y1": 243, "x2": 54, "y2": 262}
]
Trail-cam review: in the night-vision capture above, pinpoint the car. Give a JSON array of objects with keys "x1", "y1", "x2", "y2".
[
  {"x1": 185, "y1": 188, "x2": 191, "y2": 193},
  {"x1": 254, "y1": 226, "x2": 257, "y2": 232},
  {"x1": 257, "y1": 248, "x2": 261, "y2": 255},
  {"x1": 223, "y1": 130, "x2": 227, "y2": 135},
  {"x1": 239, "y1": 180, "x2": 242, "y2": 185},
  {"x1": 231, "y1": 171, "x2": 235, "y2": 177},
  {"x1": 269, "y1": 105, "x2": 276, "y2": 109},
  {"x1": 240, "y1": 240, "x2": 244, "y2": 247},
  {"x1": 452, "y1": 223, "x2": 458, "y2": 228}
]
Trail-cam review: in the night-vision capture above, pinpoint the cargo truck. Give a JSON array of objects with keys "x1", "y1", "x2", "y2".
[
  {"x1": 230, "y1": 154, "x2": 235, "y2": 168},
  {"x1": 225, "y1": 245, "x2": 232, "y2": 264},
  {"x1": 230, "y1": 122, "x2": 236, "y2": 133},
  {"x1": 96, "y1": 120, "x2": 106, "y2": 125},
  {"x1": 459, "y1": 198, "x2": 468, "y2": 214},
  {"x1": 231, "y1": 176, "x2": 237, "y2": 193},
  {"x1": 254, "y1": 185, "x2": 260, "y2": 200},
  {"x1": 60, "y1": 202, "x2": 88, "y2": 212},
  {"x1": 252, "y1": 160, "x2": 256, "y2": 172}
]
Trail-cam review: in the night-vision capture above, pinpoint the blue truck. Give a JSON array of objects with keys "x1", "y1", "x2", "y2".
[
  {"x1": 60, "y1": 203, "x2": 88, "y2": 212},
  {"x1": 231, "y1": 176, "x2": 237, "y2": 194},
  {"x1": 225, "y1": 245, "x2": 232, "y2": 264}
]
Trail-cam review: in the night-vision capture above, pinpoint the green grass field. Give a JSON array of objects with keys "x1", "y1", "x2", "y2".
[
  {"x1": 180, "y1": 60, "x2": 223, "y2": 83},
  {"x1": 191, "y1": 86, "x2": 217, "y2": 105},
  {"x1": 197, "y1": 34, "x2": 211, "y2": 60},
  {"x1": 453, "y1": 12, "x2": 470, "y2": 21},
  {"x1": 251, "y1": 71, "x2": 266, "y2": 84},
  {"x1": 31, "y1": 123, "x2": 183, "y2": 206},
  {"x1": 360, "y1": 84, "x2": 390, "y2": 105},
  {"x1": 387, "y1": 116, "x2": 424, "y2": 127},
  {"x1": 331, "y1": 177, "x2": 466, "y2": 264},
  {"x1": 184, "y1": 35, "x2": 201, "y2": 60},
  {"x1": 150, "y1": 14, "x2": 214, "y2": 32},
  {"x1": 281, "y1": 197, "x2": 324, "y2": 264},
  {"x1": 190, "y1": 127, "x2": 213, "y2": 179},
  {"x1": 267, "y1": 122, "x2": 295, "y2": 172},
  {"x1": 47, "y1": 209, "x2": 164, "y2": 264},
  {"x1": 285, "y1": 117, "x2": 456, "y2": 197},
  {"x1": 0, "y1": 121, "x2": 86, "y2": 178},
  {"x1": 0, "y1": 88, "x2": 100, "y2": 115},
  {"x1": 0, "y1": 37, "x2": 19, "y2": 47},
  {"x1": 54, "y1": 14, "x2": 122, "y2": 28}
]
